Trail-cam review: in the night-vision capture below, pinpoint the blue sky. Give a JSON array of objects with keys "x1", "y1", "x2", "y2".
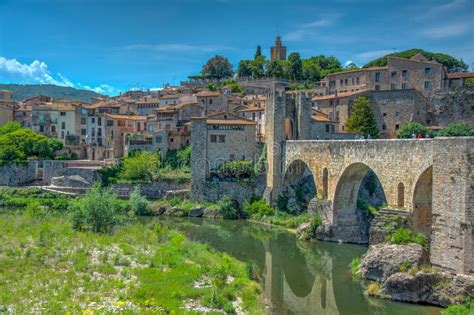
[{"x1": 0, "y1": 0, "x2": 473, "y2": 96}]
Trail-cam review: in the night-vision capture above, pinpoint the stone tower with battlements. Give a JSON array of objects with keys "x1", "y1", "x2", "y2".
[{"x1": 270, "y1": 36, "x2": 287, "y2": 61}]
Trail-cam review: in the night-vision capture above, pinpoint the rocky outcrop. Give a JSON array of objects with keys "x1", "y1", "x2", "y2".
[
  {"x1": 369, "y1": 209, "x2": 410, "y2": 245},
  {"x1": 429, "y1": 87, "x2": 474, "y2": 126},
  {"x1": 202, "y1": 208, "x2": 223, "y2": 219},
  {"x1": 381, "y1": 272, "x2": 474, "y2": 307},
  {"x1": 189, "y1": 206, "x2": 204, "y2": 217},
  {"x1": 360, "y1": 244, "x2": 428, "y2": 282},
  {"x1": 51, "y1": 175, "x2": 91, "y2": 188}
]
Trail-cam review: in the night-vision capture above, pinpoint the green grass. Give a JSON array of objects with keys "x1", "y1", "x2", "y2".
[
  {"x1": 351, "y1": 257, "x2": 361, "y2": 279},
  {"x1": 0, "y1": 210, "x2": 263, "y2": 313},
  {"x1": 386, "y1": 228, "x2": 428, "y2": 247},
  {"x1": 442, "y1": 299, "x2": 473, "y2": 315}
]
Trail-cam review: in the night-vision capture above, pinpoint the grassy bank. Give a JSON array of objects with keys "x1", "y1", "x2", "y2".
[{"x1": 0, "y1": 189, "x2": 263, "y2": 314}]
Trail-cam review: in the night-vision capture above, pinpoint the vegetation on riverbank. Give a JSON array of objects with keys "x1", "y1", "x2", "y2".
[
  {"x1": 442, "y1": 299, "x2": 473, "y2": 315},
  {"x1": 0, "y1": 187, "x2": 263, "y2": 314}
]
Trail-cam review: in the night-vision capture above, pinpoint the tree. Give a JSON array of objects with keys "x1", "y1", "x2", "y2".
[
  {"x1": 287, "y1": 52, "x2": 303, "y2": 81},
  {"x1": 267, "y1": 60, "x2": 287, "y2": 79},
  {"x1": 251, "y1": 55, "x2": 266, "y2": 78},
  {"x1": 302, "y1": 59, "x2": 321, "y2": 82},
  {"x1": 254, "y1": 45, "x2": 262, "y2": 60},
  {"x1": 237, "y1": 60, "x2": 252, "y2": 78},
  {"x1": 396, "y1": 122, "x2": 430, "y2": 138},
  {"x1": 437, "y1": 123, "x2": 474, "y2": 137},
  {"x1": 363, "y1": 49, "x2": 468, "y2": 72},
  {"x1": 345, "y1": 96, "x2": 379, "y2": 138},
  {"x1": 309, "y1": 55, "x2": 342, "y2": 77},
  {"x1": 201, "y1": 55, "x2": 234, "y2": 79}
]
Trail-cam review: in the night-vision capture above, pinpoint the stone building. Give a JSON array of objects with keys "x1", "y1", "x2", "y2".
[
  {"x1": 13, "y1": 104, "x2": 32, "y2": 128},
  {"x1": 196, "y1": 91, "x2": 228, "y2": 115},
  {"x1": 191, "y1": 112, "x2": 260, "y2": 186},
  {"x1": 447, "y1": 72, "x2": 474, "y2": 88},
  {"x1": 103, "y1": 114, "x2": 147, "y2": 159},
  {"x1": 238, "y1": 102, "x2": 265, "y2": 142},
  {"x1": 0, "y1": 90, "x2": 14, "y2": 125},
  {"x1": 270, "y1": 36, "x2": 286, "y2": 61}
]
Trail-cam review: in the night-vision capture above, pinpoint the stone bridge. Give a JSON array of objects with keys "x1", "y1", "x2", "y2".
[{"x1": 265, "y1": 137, "x2": 473, "y2": 274}]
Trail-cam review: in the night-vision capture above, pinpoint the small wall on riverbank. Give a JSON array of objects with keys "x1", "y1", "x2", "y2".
[
  {"x1": 193, "y1": 174, "x2": 266, "y2": 206},
  {"x1": 43, "y1": 160, "x2": 100, "y2": 185},
  {"x1": 0, "y1": 161, "x2": 37, "y2": 186},
  {"x1": 111, "y1": 180, "x2": 190, "y2": 199}
]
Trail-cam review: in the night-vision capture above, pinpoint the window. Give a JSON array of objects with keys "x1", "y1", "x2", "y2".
[
  {"x1": 170, "y1": 138, "x2": 174, "y2": 142},
  {"x1": 107, "y1": 120, "x2": 113, "y2": 126},
  {"x1": 61, "y1": 131, "x2": 64, "y2": 139},
  {"x1": 382, "y1": 124, "x2": 386, "y2": 130},
  {"x1": 325, "y1": 124, "x2": 330, "y2": 133},
  {"x1": 391, "y1": 71, "x2": 397, "y2": 77},
  {"x1": 424, "y1": 67, "x2": 431, "y2": 75},
  {"x1": 391, "y1": 83, "x2": 397, "y2": 90},
  {"x1": 340, "y1": 79, "x2": 344, "y2": 85},
  {"x1": 356, "y1": 77, "x2": 360, "y2": 84},
  {"x1": 51, "y1": 125, "x2": 56, "y2": 133},
  {"x1": 375, "y1": 85, "x2": 380, "y2": 91},
  {"x1": 98, "y1": 128, "x2": 102, "y2": 136},
  {"x1": 81, "y1": 128, "x2": 86, "y2": 135},
  {"x1": 375, "y1": 72, "x2": 381, "y2": 82},
  {"x1": 98, "y1": 117, "x2": 102, "y2": 126},
  {"x1": 118, "y1": 120, "x2": 125, "y2": 126},
  {"x1": 60, "y1": 111, "x2": 66, "y2": 116},
  {"x1": 40, "y1": 125, "x2": 44, "y2": 132},
  {"x1": 336, "y1": 111, "x2": 339, "y2": 120},
  {"x1": 351, "y1": 78, "x2": 355, "y2": 84},
  {"x1": 156, "y1": 136, "x2": 162, "y2": 143},
  {"x1": 395, "y1": 112, "x2": 399, "y2": 117},
  {"x1": 81, "y1": 118, "x2": 86, "y2": 124},
  {"x1": 91, "y1": 118, "x2": 95, "y2": 124},
  {"x1": 218, "y1": 135, "x2": 225, "y2": 143},
  {"x1": 210, "y1": 135, "x2": 217, "y2": 142},
  {"x1": 395, "y1": 124, "x2": 400, "y2": 130},
  {"x1": 165, "y1": 124, "x2": 170, "y2": 129},
  {"x1": 229, "y1": 154, "x2": 235, "y2": 160},
  {"x1": 61, "y1": 122, "x2": 65, "y2": 129},
  {"x1": 402, "y1": 70, "x2": 408, "y2": 78},
  {"x1": 401, "y1": 83, "x2": 408, "y2": 89},
  {"x1": 344, "y1": 78, "x2": 348, "y2": 85},
  {"x1": 383, "y1": 112, "x2": 387, "y2": 117},
  {"x1": 424, "y1": 81, "x2": 432, "y2": 89},
  {"x1": 209, "y1": 99, "x2": 213, "y2": 105}
]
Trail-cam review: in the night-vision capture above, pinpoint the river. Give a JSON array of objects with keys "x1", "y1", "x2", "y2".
[{"x1": 156, "y1": 217, "x2": 442, "y2": 315}]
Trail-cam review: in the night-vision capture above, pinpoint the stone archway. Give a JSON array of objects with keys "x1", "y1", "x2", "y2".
[
  {"x1": 281, "y1": 159, "x2": 317, "y2": 214},
  {"x1": 331, "y1": 163, "x2": 387, "y2": 243},
  {"x1": 412, "y1": 166, "x2": 433, "y2": 240}
]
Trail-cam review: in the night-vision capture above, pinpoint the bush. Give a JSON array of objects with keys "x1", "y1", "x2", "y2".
[
  {"x1": 121, "y1": 151, "x2": 160, "y2": 182},
  {"x1": 218, "y1": 160, "x2": 254, "y2": 179},
  {"x1": 437, "y1": 123, "x2": 474, "y2": 137},
  {"x1": 217, "y1": 196, "x2": 240, "y2": 219},
  {"x1": 129, "y1": 186, "x2": 152, "y2": 216},
  {"x1": 386, "y1": 228, "x2": 428, "y2": 247},
  {"x1": 69, "y1": 185, "x2": 124, "y2": 233},
  {"x1": 243, "y1": 198, "x2": 275, "y2": 219},
  {"x1": 443, "y1": 299, "x2": 473, "y2": 315},
  {"x1": 351, "y1": 257, "x2": 361, "y2": 279},
  {"x1": 0, "y1": 144, "x2": 26, "y2": 165},
  {"x1": 397, "y1": 122, "x2": 431, "y2": 138}
]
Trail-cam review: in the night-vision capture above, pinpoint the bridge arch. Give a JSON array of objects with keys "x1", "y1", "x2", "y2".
[
  {"x1": 282, "y1": 159, "x2": 317, "y2": 213},
  {"x1": 412, "y1": 166, "x2": 433, "y2": 240},
  {"x1": 332, "y1": 163, "x2": 387, "y2": 243}
]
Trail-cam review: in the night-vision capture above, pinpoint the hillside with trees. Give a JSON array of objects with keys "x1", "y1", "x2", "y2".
[
  {"x1": 0, "y1": 84, "x2": 104, "y2": 102},
  {"x1": 363, "y1": 49, "x2": 468, "y2": 72}
]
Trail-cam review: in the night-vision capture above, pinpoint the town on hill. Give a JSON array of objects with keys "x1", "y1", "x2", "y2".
[{"x1": 1, "y1": 36, "x2": 473, "y2": 314}]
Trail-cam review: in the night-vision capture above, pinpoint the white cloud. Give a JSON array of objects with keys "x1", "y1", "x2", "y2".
[
  {"x1": 344, "y1": 60, "x2": 355, "y2": 67},
  {"x1": 417, "y1": 0, "x2": 468, "y2": 20},
  {"x1": 0, "y1": 56, "x2": 118, "y2": 96},
  {"x1": 420, "y1": 21, "x2": 473, "y2": 39},
  {"x1": 353, "y1": 50, "x2": 394, "y2": 62},
  {"x1": 284, "y1": 15, "x2": 342, "y2": 42},
  {"x1": 301, "y1": 18, "x2": 332, "y2": 29}
]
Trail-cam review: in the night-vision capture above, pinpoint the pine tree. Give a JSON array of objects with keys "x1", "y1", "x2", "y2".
[
  {"x1": 254, "y1": 45, "x2": 262, "y2": 60},
  {"x1": 345, "y1": 96, "x2": 379, "y2": 138}
]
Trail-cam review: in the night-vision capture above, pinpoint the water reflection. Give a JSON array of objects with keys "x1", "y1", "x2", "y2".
[{"x1": 155, "y1": 218, "x2": 441, "y2": 315}]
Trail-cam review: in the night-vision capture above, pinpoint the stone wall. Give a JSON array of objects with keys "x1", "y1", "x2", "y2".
[
  {"x1": 196, "y1": 174, "x2": 266, "y2": 206},
  {"x1": 429, "y1": 87, "x2": 474, "y2": 126},
  {"x1": 43, "y1": 160, "x2": 100, "y2": 185},
  {"x1": 111, "y1": 181, "x2": 190, "y2": 199},
  {"x1": 0, "y1": 161, "x2": 37, "y2": 186}
]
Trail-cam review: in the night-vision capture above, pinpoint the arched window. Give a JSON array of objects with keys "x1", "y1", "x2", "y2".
[{"x1": 397, "y1": 182, "x2": 405, "y2": 208}]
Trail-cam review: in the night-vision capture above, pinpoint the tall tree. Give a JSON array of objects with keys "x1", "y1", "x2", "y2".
[
  {"x1": 267, "y1": 60, "x2": 287, "y2": 79},
  {"x1": 345, "y1": 96, "x2": 379, "y2": 138},
  {"x1": 201, "y1": 55, "x2": 234, "y2": 80},
  {"x1": 302, "y1": 59, "x2": 321, "y2": 82},
  {"x1": 237, "y1": 60, "x2": 253, "y2": 78},
  {"x1": 254, "y1": 45, "x2": 262, "y2": 60},
  {"x1": 251, "y1": 55, "x2": 266, "y2": 78},
  {"x1": 287, "y1": 52, "x2": 303, "y2": 81}
]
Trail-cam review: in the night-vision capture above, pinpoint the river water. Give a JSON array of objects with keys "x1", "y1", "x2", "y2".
[{"x1": 156, "y1": 218, "x2": 442, "y2": 315}]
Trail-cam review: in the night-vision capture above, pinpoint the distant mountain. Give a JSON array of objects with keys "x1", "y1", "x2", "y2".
[
  {"x1": 0, "y1": 84, "x2": 105, "y2": 103},
  {"x1": 363, "y1": 49, "x2": 468, "y2": 72}
]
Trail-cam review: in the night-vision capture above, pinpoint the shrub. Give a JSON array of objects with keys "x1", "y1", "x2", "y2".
[
  {"x1": 309, "y1": 214, "x2": 322, "y2": 236},
  {"x1": 399, "y1": 260, "x2": 413, "y2": 272},
  {"x1": 217, "y1": 196, "x2": 240, "y2": 219},
  {"x1": 218, "y1": 160, "x2": 254, "y2": 179},
  {"x1": 121, "y1": 151, "x2": 160, "y2": 182},
  {"x1": 386, "y1": 228, "x2": 428, "y2": 247},
  {"x1": 243, "y1": 198, "x2": 274, "y2": 219},
  {"x1": 69, "y1": 184, "x2": 124, "y2": 233},
  {"x1": 397, "y1": 122, "x2": 431, "y2": 138},
  {"x1": 437, "y1": 123, "x2": 474, "y2": 137},
  {"x1": 351, "y1": 257, "x2": 361, "y2": 279},
  {"x1": 442, "y1": 299, "x2": 473, "y2": 315},
  {"x1": 129, "y1": 186, "x2": 152, "y2": 216}
]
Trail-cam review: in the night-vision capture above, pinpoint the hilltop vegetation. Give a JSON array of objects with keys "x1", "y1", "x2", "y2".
[
  {"x1": 0, "y1": 83, "x2": 104, "y2": 102},
  {"x1": 363, "y1": 49, "x2": 468, "y2": 72}
]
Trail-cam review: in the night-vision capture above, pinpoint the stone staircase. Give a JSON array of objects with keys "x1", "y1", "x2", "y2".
[{"x1": 369, "y1": 208, "x2": 411, "y2": 245}]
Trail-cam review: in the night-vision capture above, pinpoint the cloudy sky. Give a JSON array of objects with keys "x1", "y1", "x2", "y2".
[{"x1": 0, "y1": 0, "x2": 473, "y2": 95}]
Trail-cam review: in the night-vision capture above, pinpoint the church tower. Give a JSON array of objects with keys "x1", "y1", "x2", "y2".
[{"x1": 270, "y1": 36, "x2": 287, "y2": 61}]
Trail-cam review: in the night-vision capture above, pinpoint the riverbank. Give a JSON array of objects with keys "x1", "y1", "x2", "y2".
[{"x1": 0, "y1": 190, "x2": 263, "y2": 313}]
